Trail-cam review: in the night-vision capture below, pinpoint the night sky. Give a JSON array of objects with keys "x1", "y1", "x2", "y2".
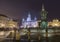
[{"x1": 0, "y1": 0, "x2": 60, "y2": 21}]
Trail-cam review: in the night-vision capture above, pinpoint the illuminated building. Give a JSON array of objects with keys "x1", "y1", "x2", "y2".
[
  {"x1": 48, "y1": 19, "x2": 60, "y2": 27},
  {"x1": 0, "y1": 14, "x2": 19, "y2": 39},
  {"x1": 20, "y1": 12, "x2": 38, "y2": 28},
  {"x1": 7, "y1": 19, "x2": 18, "y2": 29},
  {"x1": 0, "y1": 14, "x2": 18, "y2": 29},
  {"x1": 0, "y1": 14, "x2": 9, "y2": 28}
]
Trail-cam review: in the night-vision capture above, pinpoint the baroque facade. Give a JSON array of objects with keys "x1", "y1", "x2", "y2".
[{"x1": 20, "y1": 12, "x2": 38, "y2": 28}]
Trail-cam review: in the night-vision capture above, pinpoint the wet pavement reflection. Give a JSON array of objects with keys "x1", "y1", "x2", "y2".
[{"x1": 0, "y1": 35, "x2": 60, "y2": 42}]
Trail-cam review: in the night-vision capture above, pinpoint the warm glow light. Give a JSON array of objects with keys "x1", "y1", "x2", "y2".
[
  {"x1": 0, "y1": 23, "x2": 5, "y2": 28},
  {"x1": 0, "y1": 31, "x2": 4, "y2": 35},
  {"x1": 9, "y1": 24, "x2": 16, "y2": 28},
  {"x1": 0, "y1": 31, "x2": 11, "y2": 38},
  {"x1": 11, "y1": 30, "x2": 14, "y2": 32},
  {"x1": 52, "y1": 23, "x2": 59, "y2": 27},
  {"x1": 1, "y1": 24, "x2": 5, "y2": 27},
  {"x1": 48, "y1": 19, "x2": 60, "y2": 27},
  {"x1": 54, "y1": 24, "x2": 58, "y2": 26},
  {"x1": 43, "y1": 33, "x2": 53, "y2": 37}
]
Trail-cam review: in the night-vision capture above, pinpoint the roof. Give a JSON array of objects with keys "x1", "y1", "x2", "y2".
[{"x1": 0, "y1": 14, "x2": 8, "y2": 18}]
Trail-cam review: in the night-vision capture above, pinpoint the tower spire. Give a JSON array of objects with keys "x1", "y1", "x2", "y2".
[
  {"x1": 41, "y1": 3, "x2": 48, "y2": 20},
  {"x1": 27, "y1": 12, "x2": 31, "y2": 21},
  {"x1": 42, "y1": 4, "x2": 45, "y2": 11}
]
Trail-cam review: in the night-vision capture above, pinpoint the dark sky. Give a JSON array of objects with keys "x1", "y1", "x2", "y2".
[{"x1": 0, "y1": 0, "x2": 60, "y2": 21}]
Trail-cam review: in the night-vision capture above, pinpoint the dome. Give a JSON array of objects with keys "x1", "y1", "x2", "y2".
[
  {"x1": 0, "y1": 14, "x2": 8, "y2": 18},
  {"x1": 0, "y1": 14, "x2": 9, "y2": 20}
]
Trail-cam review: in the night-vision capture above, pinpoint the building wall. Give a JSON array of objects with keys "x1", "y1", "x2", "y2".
[{"x1": 0, "y1": 15, "x2": 18, "y2": 29}]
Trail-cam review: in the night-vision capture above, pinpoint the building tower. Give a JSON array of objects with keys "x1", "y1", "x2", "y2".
[
  {"x1": 40, "y1": 4, "x2": 49, "y2": 42},
  {"x1": 27, "y1": 12, "x2": 31, "y2": 21},
  {"x1": 40, "y1": 4, "x2": 48, "y2": 29}
]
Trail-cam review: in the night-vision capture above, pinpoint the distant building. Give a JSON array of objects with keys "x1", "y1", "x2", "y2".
[
  {"x1": 0, "y1": 14, "x2": 9, "y2": 28},
  {"x1": 0, "y1": 14, "x2": 18, "y2": 29},
  {"x1": 48, "y1": 19, "x2": 60, "y2": 27},
  {"x1": 20, "y1": 12, "x2": 38, "y2": 28}
]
